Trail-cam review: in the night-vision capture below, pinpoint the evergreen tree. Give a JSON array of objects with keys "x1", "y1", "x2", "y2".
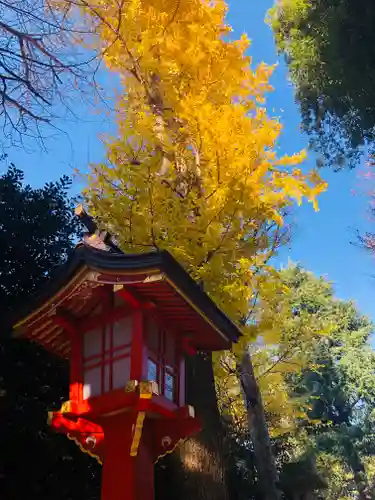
[
  {"x1": 277, "y1": 265, "x2": 375, "y2": 500},
  {"x1": 268, "y1": 0, "x2": 375, "y2": 169},
  {"x1": 0, "y1": 164, "x2": 101, "y2": 500}
]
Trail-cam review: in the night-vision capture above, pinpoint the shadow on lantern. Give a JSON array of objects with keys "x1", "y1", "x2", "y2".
[{"x1": 48, "y1": 285, "x2": 199, "y2": 468}]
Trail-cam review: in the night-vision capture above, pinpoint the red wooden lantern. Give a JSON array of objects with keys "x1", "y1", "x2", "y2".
[{"x1": 12, "y1": 212, "x2": 241, "y2": 500}]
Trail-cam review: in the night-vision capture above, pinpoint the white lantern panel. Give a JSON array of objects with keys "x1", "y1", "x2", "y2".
[
  {"x1": 164, "y1": 372, "x2": 174, "y2": 401},
  {"x1": 113, "y1": 316, "x2": 132, "y2": 348},
  {"x1": 83, "y1": 328, "x2": 102, "y2": 359},
  {"x1": 112, "y1": 357, "x2": 131, "y2": 389},
  {"x1": 83, "y1": 367, "x2": 101, "y2": 399},
  {"x1": 147, "y1": 359, "x2": 158, "y2": 382}
]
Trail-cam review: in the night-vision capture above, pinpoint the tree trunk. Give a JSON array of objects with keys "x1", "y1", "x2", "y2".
[
  {"x1": 240, "y1": 349, "x2": 280, "y2": 500},
  {"x1": 155, "y1": 352, "x2": 229, "y2": 500}
]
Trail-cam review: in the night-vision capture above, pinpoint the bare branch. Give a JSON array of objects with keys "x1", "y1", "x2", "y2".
[{"x1": 0, "y1": 0, "x2": 100, "y2": 147}]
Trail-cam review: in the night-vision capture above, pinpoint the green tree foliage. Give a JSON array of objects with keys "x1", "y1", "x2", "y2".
[
  {"x1": 275, "y1": 264, "x2": 375, "y2": 500},
  {"x1": 214, "y1": 263, "x2": 375, "y2": 499},
  {"x1": 0, "y1": 164, "x2": 101, "y2": 500},
  {"x1": 268, "y1": 0, "x2": 375, "y2": 169}
]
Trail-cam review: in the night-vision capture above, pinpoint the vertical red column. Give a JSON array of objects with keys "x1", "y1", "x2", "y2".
[
  {"x1": 177, "y1": 341, "x2": 186, "y2": 407},
  {"x1": 130, "y1": 309, "x2": 143, "y2": 381},
  {"x1": 70, "y1": 334, "x2": 83, "y2": 401},
  {"x1": 101, "y1": 413, "x2": 135, "y2": 500},
  {"x1": 135, "y1": 428, "x2": 155, "y2": 500},
  {"x1": 100, "y1": 414, "x2": 154, "y2": 500}
]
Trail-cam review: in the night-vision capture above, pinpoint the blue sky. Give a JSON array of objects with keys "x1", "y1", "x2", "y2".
[{"x1": 6, "y1": 0, "x2": 375, "y2": 321}]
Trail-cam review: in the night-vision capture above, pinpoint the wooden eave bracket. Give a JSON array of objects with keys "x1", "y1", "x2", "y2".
[
  {"x1": 52, "y1": 309, "x2": 78, "y2": 338},
  {"x1": 114, "y1": 284, "x2": 155, "y2": 310}
]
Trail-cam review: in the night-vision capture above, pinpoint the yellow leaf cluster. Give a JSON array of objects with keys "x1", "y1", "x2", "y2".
[
  {"x1": 215, "y1": 268, "x2": 333, "y2": 436},
  {"x1": 59, "y1": 0, "x2": 327, "y2": 323},
  {"x1": 52, "y1": 0, "x2": 327, "y2": 433}
]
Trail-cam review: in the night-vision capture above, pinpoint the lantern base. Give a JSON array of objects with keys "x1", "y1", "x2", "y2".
[
  {"x1": 48, "y1": 380, "x2": 202, "y2": 500},
  {"x1": 100, "y1": 412, "x2": 154, "y2": 500}
]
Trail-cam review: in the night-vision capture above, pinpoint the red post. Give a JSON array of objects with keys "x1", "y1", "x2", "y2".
[
  {"x1": 131, "y1": 309, "x2": 143, "y2": 380},
  {"x1": 53, "y1": 313, "x2": 82, "y2": 402},
  {"x1": 136, "y1": 428, "x2": 154, "y2": 500},
  {"x1": 176, "y1": 339, "x2": 185, "y2": 407},
  {"x1": 70, "y1": 335, "x2": 83, "y2": 401},
  {"x1": 100, "y1": 414, "x2": 154, "y2": 500}
]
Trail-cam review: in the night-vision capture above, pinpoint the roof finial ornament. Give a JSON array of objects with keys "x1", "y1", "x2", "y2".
[
  {"x1": 75, "y1": 205, "x2": 98, "y2": 234},
  {"x1": 75, "y1": 205, "x2": 123, "y2": 254}
]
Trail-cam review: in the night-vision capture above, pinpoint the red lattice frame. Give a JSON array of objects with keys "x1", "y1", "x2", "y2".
[
  {"x1": 78, "y1": 293, "x2": 133, "y2": 400},
  {"x1": 83, "y1": 321, "x2": 132, "y2": 397}
]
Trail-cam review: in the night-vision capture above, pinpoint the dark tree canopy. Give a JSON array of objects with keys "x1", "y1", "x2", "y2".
[
  {"x1": 0, "y1": 164, "x2": 101, "y2": 500},
  {"x1": 0, "y1": 162, "x2": 78, "y2": 314},
  {"x1": 276, "y1": 265, "x2": 375, "y2": 500},
  {"x1": 268, "y1": 0, "x2": 375, "y2": 169}
]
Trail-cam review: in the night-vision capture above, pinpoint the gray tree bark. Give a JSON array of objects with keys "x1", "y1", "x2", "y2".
[
  {"x1": 156, "y1": 352, "x2": 230, "y2": 500},
  {"x1": 239, "y1": 348, "x2": 281, "y2": 500}
]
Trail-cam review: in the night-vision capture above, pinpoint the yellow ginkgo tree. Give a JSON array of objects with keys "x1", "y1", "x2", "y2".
[
  {"x1": 215, "y1": 266, "x2": 335, "y2": 439},
  {"x1": 49, "y1": 0, "x2": 327, "y2": 498}
]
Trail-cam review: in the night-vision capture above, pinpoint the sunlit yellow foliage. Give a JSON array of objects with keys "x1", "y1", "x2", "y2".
[
  {"x1": 215, "y1": 269, "x2": 333, "y2": 436},
  {"x1": 216, "y1": 351, "x2": 308, "y2": 437},
  {"x1": 363, "y1": 456, "x2": 375, "y2": 491},
  {"x1": 55, "y1": 0, "x2": 327, "y2": 320},
  {"x1": 53, "y1": 0, "x2": 327, "y2": 432},
  {"x1": 317, "y1": 453, "x2": 355, "y2": 500}
]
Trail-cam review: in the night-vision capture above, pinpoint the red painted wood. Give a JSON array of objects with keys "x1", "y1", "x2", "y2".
[
  {"x1": 117, "y1": 287, "x2": 140, "y2": 309},
  {"x1": 109, "y1": 320, "x2": 114, "y2": 390},
  {"x1": 182, "y1": 336, "x2": 197, "y2": 356},
  {"x1": 96, "y1": 285, "x2": 112, "y2": 302},
  {"x1": 147, "y1": 397, "x2": 176, "y2": 417},
  {"x1": 100, "y1": 413, "x2": 135, "y2": 500},
  {"x1": 100, "y1": 414, "x2": 154, "y2": 500},
  {"x1": 130, "y1": 309, "x2": 144, "y2": 380},
  {"x1": 50, "y1": 413, "x2": 105, "y2": 462},
  {"x1": 46, "y1": 278, "x2": 218, "y2": 500},
  {"x1": 89, "y1": 389, "x2": 136, "y2": 417},
  {"x1": 70, "y1": 334, "x2": 83, "y2": 401},
  {"x1": 52, "y1": 314, "x2": 76, "y2": 338},
  {"x1": 79, "y1": 306, "x2": 130, "y2": 335},
  {"x1": 99, "y1": 324, "x2": 104, "y2": 395},
  {"x1": 135, "y1": 440, "x2": 154, "y2": 500},
  {"x1": 63, "y1": 389, "x2": 177, "y2": 421},
  {"x1": 151, "y1": 409, "x2": 201, "y2": 461},
  {"x1": 54, "y1": 312, "x2": 82, "y2": 401},
  {"x1": 64, "y1": 388, "x2": 135, "y2": 418}
]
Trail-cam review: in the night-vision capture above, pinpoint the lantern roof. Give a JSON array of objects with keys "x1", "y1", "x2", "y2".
[{"x1": 12, "y1": 221, "x2": 241, "y2": 358}]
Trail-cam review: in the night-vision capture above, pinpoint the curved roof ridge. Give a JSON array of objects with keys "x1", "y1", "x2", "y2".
[{"x1": 10, "y1": 243, "x2": 242, "y2": 345}]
